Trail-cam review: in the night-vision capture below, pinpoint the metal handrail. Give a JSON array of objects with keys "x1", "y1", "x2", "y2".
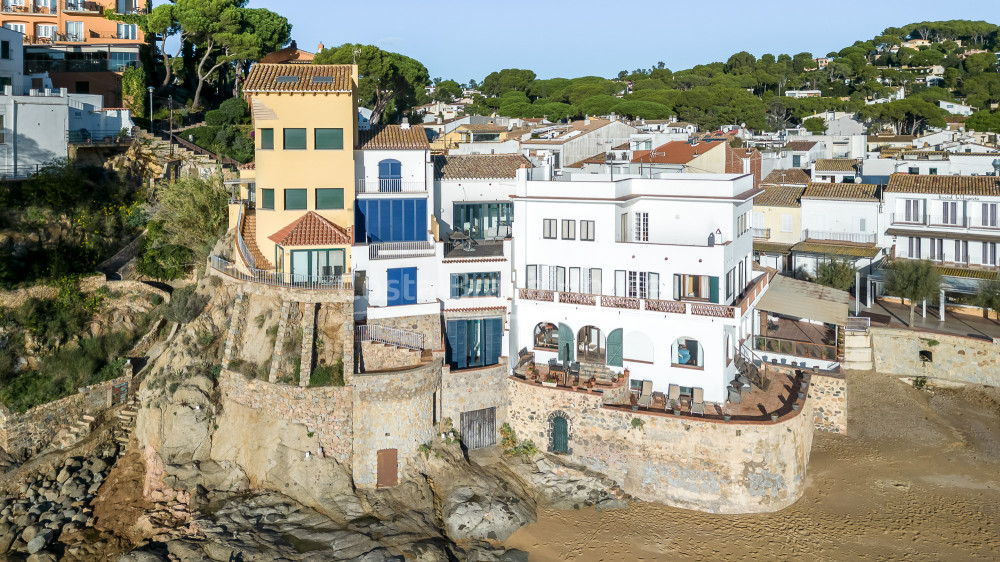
[
  {"x1": 209, "y1": 255, "x2": 352, "y2": 291},
  {"x1": 356, "y1": 179, "x2": 428, "y2": 193},
  {"x1": 234, "y1": 201, "x2": 256, "y2": 270},
  {"x1": 355, "y1": 324, "x2": 423, "y2": 351}
]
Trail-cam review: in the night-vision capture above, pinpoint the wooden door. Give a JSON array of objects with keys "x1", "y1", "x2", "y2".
[
  {"x1": 376, "y1": 449, "x2": 397, "y2": 488},
  {"x1": 552, "y1": 416, "x2": 568, "y2": 454},
  {"x1": 460, "y1": 407, "x2": 496, "y2": 450}
]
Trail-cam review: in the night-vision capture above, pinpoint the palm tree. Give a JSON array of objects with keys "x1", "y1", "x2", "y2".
[{"x1": 885, "y1": 260, "x2": 942, "y2": 327}]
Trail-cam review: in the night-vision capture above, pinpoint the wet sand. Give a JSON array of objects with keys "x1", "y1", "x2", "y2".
[{"x1": 506, "y1": 372, "x2": 1000, "y2": 561}]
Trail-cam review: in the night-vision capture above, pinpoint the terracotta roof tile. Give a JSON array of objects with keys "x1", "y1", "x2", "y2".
[
  {"x1": 244, "y1": 64, "x2": 353, "y2": 93},
  {"x1": 458, "y1": 124, "x2": 509, "y2": 132},
  {"x1": 792, "y1": 242, "x2": 881, "y2": 259},
  {"x1": 755, "y1": 185, "x2": 804, "y2": 207},
  {"x1": 762, "y1": 168, "x2": 810, "y2": 185},
  {"x1": 357, "y1": 125, "x2": 429, "y2": 150},
  {"x1": 434, "y1": 154, "x2": 531, "y2": 180},
  {"x1": 885, "y1": 173, "x2": 1000, "y2": 195},
  {"x1": 867, "y1": 134, "x2": 916, "y2": 143},
  {"x1": 802, "y1": 182, "x2": 879, "y2": 201},
  {"x1": 753, "y1": 241, "x2": 794, "y2": 254},
  {"x1": 632, "y1": 140, "x2": 724, "y2": 164},
  {"x1": 814, "y1": 158, "x2": 860, "y2": 172},
  {"x1": 784, "y1": 141, "x2": 817, "y2": 152},
  {"x1": 268, "y1": 211, "x2": 352, "y2": 246}
]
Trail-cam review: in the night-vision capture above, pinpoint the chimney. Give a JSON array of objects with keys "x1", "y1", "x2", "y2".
[
  {"x1": 401, "y1": 117, "x2": 410, "y2": 130},
  {"x1": 584, "y1": 114, "x2": 590, "y2": 126},
  {"x1": 290, "y1": 40, "x2": 297, "y2": 50},
  {"x1": 317, "y1": 42, "x2": 325, "y2": 52}
]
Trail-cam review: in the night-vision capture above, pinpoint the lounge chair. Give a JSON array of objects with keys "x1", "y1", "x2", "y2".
[
  {"x1": 667, "y1": 384, "x2": 681, "y2": 410},
  {"x1": 691, "y1": 388, "x2": 705, "y2": 416},
  {"x1": 637, "y1": 380, "x2": 653, "y2": 408}
]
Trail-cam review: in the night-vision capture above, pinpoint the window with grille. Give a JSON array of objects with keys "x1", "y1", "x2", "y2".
[
  {"x1": 634, "y1": 212, "x2": 648, "y2": 242},
  {"x1": 450, "y1": 272, "x2": 501, "y2": 298}
]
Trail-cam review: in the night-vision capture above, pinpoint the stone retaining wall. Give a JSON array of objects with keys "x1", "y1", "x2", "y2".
[
  {"x1": 765, "y1": 364, "x2": 847, "y2": 434},
  {"x1": 441, "y1": 359, "x2": 510, "y2": 429},
  {"x1": 352, "y1": 360, "x2": 441, "y2": 488},
  {"x1": 207, "y1": 268, "x2": 354, "y2": 306},
  {"x1": 0, "y1": 374, "x2": 131, "y2": 458},
  {"x1": 0, "y1": 276, "x2": 170, "y2": 310},
  {"x1": 505, "y1": 377, "x2": 815, "y2": 514},
  {"x1": 367, "y1": 313, "x2": 442, "y2": 352},
  {"x1": 218, "y1": 370, "x2": 352, "y2": 462},
  {"x1": 359, "y1": 341, "x2": 423, "y2": 372},
  {"x1": 871, "y1": 327, "x2": 1000, "y2": 386}
]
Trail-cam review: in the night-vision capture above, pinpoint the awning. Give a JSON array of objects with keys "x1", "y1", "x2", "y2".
[
  {"x1": 755, "y1": 275, "x2": 850, "y2": 326},
  {"x1": 754, "y1": 241, "x2": 794, "y2": 255},
  {"x1": 792, "y1": 241, "x2": 882, "y2": 259}
]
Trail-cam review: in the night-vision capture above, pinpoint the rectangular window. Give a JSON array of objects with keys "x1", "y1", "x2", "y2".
[
  {"x1": 725, "y1": 268, "x2": 735, "y2": 299},
  {"x1": 261, "y1": 189, "x2": 274, "y2": 210},
  {"x1": 260, "y1": 128, "x2": 274, "y2": 150},
  {"x1": 929, "y1": 168, "x2": 938, "y2": 175},
  {"x1": 543, "y1": 219, "x2": 557, "y2": 239},
  {"x1": 116, "y1": 22, "x2": 137, "y2": 39},
  {"x1": 955, "y1": 240, "x2": 968, "y2": 264},
  {"x1": 581, "y1": 220, "x2": 595, "y2": 241},
  {"x1": 387, "y1": 267, "x2": 417, "y2": 306},
  {"x1": 284, "y1": 189, "x2": 307, "y2": 210},
  {"x1": 983, "y1": 242, "x2": 997, "y2": 266},
  {"x1": 561, "y1": 219, "x2": 575, "y2": 240},
  {"x1": 792, "y1": 154, "x2": 801, "y2": 167},
  {"x1": 982, "y1": 203, "x2": 998, "y2": 227},
  {"x1": 904, "y1": 199, "x2": 921, "y2": 223},
  {"x1": 582, "y1": 268, "x2": 602, "y2": 294},
  {"x1": 65, "y1": 21, "x2": 83, "y2": 42},
  {"x1": 315, "y1": 188, "x2": 344, "y2": 209},
  {"x1": 0, "y1": 41, "x2": 8, "y2": 60},
  {"x1": 556, "y1": 266, "x2": 566, "y2": 292},
  {"x1": 781, "y1": 214, "x2": 793, "y2": 233},
  {"x1": 526, "y1": 265, "x2": 537, "y2": 289},
  {"x1": 673, "y1": 274, "x2": 709, "y2": 300},
  {"x1": 446, "y1": 318, "x2": 502, "y2": 369},
  {"x1": 569, "y1": 267, "x2": 580, "y2": 293},
  {"x1": 315, "y1": 128, "x2": 343, "y2": 150},
  {"x1": 858, "y1": 217, "x2": 867, "y2": 232},
  {"x1": 450, "y1": 272, "x2": 500, "y2": 298},
  {"x1": 283, "y1": 128, "x2": 307, "y2": 150},
  {"x1": 752, "y1": 212, "x2": 764, "y2": 229},
  {"x1": 454, "y1": 202, "x2": 512, "y2": 240},
  {"x1": 634, "y1": 212, "x2": 649, "y2": 242},
  {"x1": 942, "y1": 201, "x2": 958, "y2": 225},
  {"x1": 615, "y1": 270, "x2": 626, "y2": 297},
  {"x1": 908, "y1": 167, "x2": 919, "y2": 175},
  {"x1": 929, "y1": 238, "x2": 943, "y2": 261}
]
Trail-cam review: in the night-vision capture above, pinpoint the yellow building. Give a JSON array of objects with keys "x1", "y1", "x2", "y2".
[
  {"x1": 239, "y1": 63, "x2": 359, "y2": 280},
  {"x1": 752, "y1": 183, "x2": 805, "y2": 272}
]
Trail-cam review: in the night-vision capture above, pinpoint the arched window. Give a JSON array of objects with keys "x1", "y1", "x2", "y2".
[
  {"x1": 533, "y1": 322, "x2": 558, "y2": 350},
  {"x1": 672, "y1": 337, "x2": 704, "y2": 368},
  {"x1": 577, "y1": 326, "x2": 605, "y2": 363},
  {"x1": 378, "y1": 159, "x2": 402, "y2": 192}
]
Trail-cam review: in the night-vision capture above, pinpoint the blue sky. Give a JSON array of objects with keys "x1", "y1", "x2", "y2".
[{"x1": 155, "y1": 0, "x2": 998, "y2": 82}]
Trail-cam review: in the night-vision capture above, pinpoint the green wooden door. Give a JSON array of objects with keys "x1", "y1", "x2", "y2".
[
  {"x1": 558, "y1": 323, "x2": 574, "y2": 362},
  {"x1": 552, "y1": 416, "x2": 568, "y2": 453},
  {"x1": 606, "y1": 328, "x2": 623, "y2": 367},
  {"x1": 709, "y1": 276, "x2": 720, "y2": 303}
]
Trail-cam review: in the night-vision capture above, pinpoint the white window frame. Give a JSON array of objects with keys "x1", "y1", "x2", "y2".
[
  {"x1": 542, "y1": 218, "x2": 557, "y2": 239},
  {"x1": 580, "y1": 220, "x2": 595, "y2": 241},
  {"x1": 781, "y1": 214, "x2": 793, "y2": 233},
  {"x1": 634, "y1": 212, "x2": 648, "y2": 242}
]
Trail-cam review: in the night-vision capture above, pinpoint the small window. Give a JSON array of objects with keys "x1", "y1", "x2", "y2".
[
  {"x1": 316, "y1": 188, "x2": 344, "y2": 209},
  {"x1": 543, "y1": 219, "x2": 557, "y2": 239},
  {"x1": 284, "y1": 128, "x2": 307, "y2": 150},
  {"x1": 312, "y1": 76, "x2": 334, "y2": 84},
  {"x1": 929, "y1": 168, "x2": 937, "y2": 175},
  {"x1": 276, "y1": 76, "x2": 299, "y2": 83},
  {"x1": 908, "y1": 167, "x2": 919, "y2": 175},
  {"x1": 261, "y1": 189, "x2": 274, "y2": 210},
  {"x1": 315, "y1": 128, "x2": 343, "y2": 150},
  {"x1": 581, "y1": 220, "x2": 595, "y2": 241},
  {"x1": 260, "y1": 128, "x2": 274, "y2": 150},
  {"x1": 561, "y1": 219, "x2": 575, "y2": 240},
  {"x1": 0, "y1": 41, "x2": 8, "y2": 60},
  {"x1": 781, "y1": 214, "x2": 793, "y2": 233},
  {"x1": 284, "y1": 189, "x2": 307, "y2": 210}
]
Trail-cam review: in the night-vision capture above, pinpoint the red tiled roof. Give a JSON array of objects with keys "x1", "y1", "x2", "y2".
[
  {"x1": 885, "y1": 173, "x2": 1000, "y2": 195},
  {"x1": 244, "y1": 64, "x2": 353, "y2": 93},
  {"x1": 357, "y1": 125, "x2": 429, "y2": 150},
  {"x1": 260, "y1": 41, "x2": 315, "y2": 64},
  {"x1": 762, "y1": 168, "x2": 810, "y2": 185},
  {"x1": 785, "y1": 141, "x2": 817, "y2": 152},
  {"x1": 631, "y1": 140, "x2": 724, "y2": 164},
  {"x1": 268, "y1": 211, "x2": 352, "y2": 246},
  {"x1": 434, "y1": 154, "x2": 531, "y2": 179}
]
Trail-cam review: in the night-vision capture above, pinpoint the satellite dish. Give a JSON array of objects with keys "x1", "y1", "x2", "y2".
[{"x1": 740, "y1": 122, "x2": 746, "y2": 128}]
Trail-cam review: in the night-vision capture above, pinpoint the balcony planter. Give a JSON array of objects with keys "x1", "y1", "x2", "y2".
[
  {"x1": 541, "y1": 381, "x2": 557, "y2": 388},
  {"x1": 798, "y1": 392, "x2": 806, "y2": 400},
  {"x1": 771, "y1": 413, "x2": 779, "y2": 422},
  {"x1": 723, "y1": 414, "x2": 731, "y2": 422},
  {"x1": 673, "y1": 408, "x2": 681, "y2": 416},
  {"x1": 632, "y1": 405, "x2": 639, "y2": 412},
  {"x1": 792, "y1": 404, "x2": 800, "y2": 411}
]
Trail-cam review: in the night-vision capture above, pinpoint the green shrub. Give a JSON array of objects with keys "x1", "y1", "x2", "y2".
[
  {"x1": 499, "y1": 423, "x2": 538, "y2": 457},
  {"x1": 205, "y1": 109, "x2": 226, "y2": 127},
  {"x1": 168, "y1": 382, "x2": 180, "y2": 394},
  {"x1": 912, "y1": 376, "x2": 928, "y2": 390},
  {"x1": 631, "y1": 417, "x2": 645, "y2": 431},
  {"x1": 218, "y1": 97, "x2": 248, "y2": 124},
  {"x1": 310, "y1": 358, "x2": 345, "y2": 387},
  {"x1": 162, "y1": 285, "x2": 208, "y2": 324}
]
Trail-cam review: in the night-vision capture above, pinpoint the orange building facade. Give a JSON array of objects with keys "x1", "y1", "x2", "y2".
[{"x1": 1, "y1": 0, "x2": 147, "y2": 105}]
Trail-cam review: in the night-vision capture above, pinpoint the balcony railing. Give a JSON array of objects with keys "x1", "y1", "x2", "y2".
[
  {"x1": 356, "y1": 179, "x2": 427, "y2": 194},
  {"x1": 355, "y1": 324, "x2": 423, "y2": 351},
  {"x1": 519, "y1": 288, "x2": 554, "y2": 302},
  {"x1": 209, "y1": 255, "x2": 352, "y2": 291},
  {"x1": 891, "y1": 212, "x2": 1000, "y2": 230},
  {"x1": 558, "y1": 292, "x2": 595, "y2": 305},
  {"x1": 366, "y1": 240, "x2": 435, "y2": 260},
  {"x1": 68, "y1": 128, "x2": 135, "y2": 144},
  {"x1": 64, "y1": 0, "x2": 100, "y2": 12},
  {"x1": 752, "y1": 227, "x2": 771, "y2": 239},
  {"x1": 801, "y1": 229, "x2": 875, "y2": 244},
  {"x1": 927, "y1": 215, "x2": 969, "y2": 228},
  {"x1": 2, "y1": 3, "x2": 57, "y2": 15},
  {"x1": 890, "y1": 212, "x2": 926, "y2": 226},
  {"x1": 754, "y1": 335, "x2": 837, "y2": 361}
]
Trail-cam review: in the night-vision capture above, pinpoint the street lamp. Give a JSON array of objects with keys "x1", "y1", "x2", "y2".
[
  {"x1": 168, "y1": 94, "x2": 173, "y2": 156},
  {"x1": 147, "y1": 86, "x2": 154, "y2": 133}
]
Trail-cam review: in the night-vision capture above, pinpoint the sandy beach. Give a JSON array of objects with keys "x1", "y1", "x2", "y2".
[{"x1": 506, "y1": 372, "x2": 1000, "y2": 561}]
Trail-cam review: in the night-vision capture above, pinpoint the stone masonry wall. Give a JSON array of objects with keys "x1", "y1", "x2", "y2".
[
  {"x1": 505, "y1": 377, "x2": 815, "y2": 514},
  {"x1": 352, "y1": 359, "x2": 441, "y2": 488},
  {"x1": 367, "y1": 313, "x2": 443, "y2": 351},
  {"x1": 441, "y1": 358, "x2": 510, "y2": 431},
  {"x1": 871, "y1": 327, "x2": 1000, "y2": 386},
  {"x1": 0, "y1": 275, "x2": 170, "y2": 309},
  {"x1": 208, "y1": 268, "x2": 354, "y2": 306},
  {"x1": 0, "y1": 374, "x2": 131, "y2": 458},
  {"x1": 765, "y1": 363, "x2": 847, "y2": 434},
  {"x1": 359, "y1": 341, "x2": 423, "y2": 372},
  {"x1": 219, "y1": 370, "x2": 353, "y2": 462}
]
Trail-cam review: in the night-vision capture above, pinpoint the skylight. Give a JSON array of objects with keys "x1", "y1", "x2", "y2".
[
  {"x1": 276, "y1": 76, "x2": 299, "y2": 83},
  {"x1": 312, "y1": 76, "x2": 334, "y2": 84}
]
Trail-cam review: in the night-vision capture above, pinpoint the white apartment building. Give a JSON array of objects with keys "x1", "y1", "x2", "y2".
[
  {"x1": 793, "y1": 183, "x2": 883, "y2": 277},
  {"x1": 510, "y1": 173, "x2": 767, "y2": 404},
  {"x1": 938, "y1": 100, "x2": 976, "y2": 116}
]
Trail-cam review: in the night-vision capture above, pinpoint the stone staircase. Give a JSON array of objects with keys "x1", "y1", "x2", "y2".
[
  {"x1": 299, "y1": 303, "x2": 317, "y2": 387},
  {"x1": 269, "y1": 301, "x2": 293, "y2": 383},
  {"x1": 579, "y1": 362, "x2": 617, "y2": 384},
  {"x1": 223, "y1": 293, "x2": 249, "y2": 369},
  {"x1": 136, "y1": 130, "x2": 222, "y2": 179},
  {"x1": 113, "y1": 399, "x2": 139, "y2": 449},
  {"x1": 240, "y1": 209, "x2": 273, "y2": 270},
  {"x1": 54, "y1": 415, "x2": 96, "y2": 449},
  {"x1": 843, "y1": 330, "x2": 875, "y2": 371}
]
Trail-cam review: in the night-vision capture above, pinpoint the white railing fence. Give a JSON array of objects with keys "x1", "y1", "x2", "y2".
[
  {"x1": 356, "y1": 179, "x2": 428, "y2": 193},
  {"x1": 802, "y1": 229, "x2": 875, "y2": 244},
  {"x1": 368, "y1": 240, "x2": 436, "y2": 260},
  {"x1": 355, "y1": 324, "x2": 423, "y2": 351},
  {"x1": 209, "y1": 255, "x2": 352, "y2": 291}
]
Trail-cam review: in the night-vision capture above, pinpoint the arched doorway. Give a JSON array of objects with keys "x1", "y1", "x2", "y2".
[
  {"x1": 533, "y1": 322, "x2": 559, "y2": 350},
  {"x1": 551, "y1": 415, "x2": 568, "y2": 453},
  {"x1": 378, "y1": 159, "x2": 402, "y2": 192},
  {"x1": 577, "y1": 326, "x2": 605, "y2": 363}
]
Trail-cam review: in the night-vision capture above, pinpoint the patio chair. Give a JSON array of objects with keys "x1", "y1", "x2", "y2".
[
  {"x1": 737, "y1": 375, "x2": 751, "y2": 394},
  {"x1": 548, "y1": 358, "x2": 559, "y2": 372},
  {"x1": 691, "y1": 388, "x2": 705, "y2": 416},
  {"x1": 637, "y1": 380, "x2": 653, "y2": 408},
  {"x1": 667, "y1": 384, "x2": 681, "y2": 410}
]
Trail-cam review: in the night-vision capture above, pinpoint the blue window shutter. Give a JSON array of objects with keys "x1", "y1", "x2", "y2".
[
  {"x1": 607, "y1": 328, "x2": 623, "y2": 367},
  {"x1": 558, "y1": 323, "x2": 574, "y2": 362},
  {"x1": 416, "y1": 199, "x2": 427, "y2": 241},
  {"x1": 390, "y1": 199, "x2": 403, "y2": 241},
  {"x1": 450, "y1": 274, "x2": 459, "y2": 298},
  {"x1": 485, "y1": 318, "x2": 502, "y2": 366},
  {"x1": 377, "y1": 200, "x2": 391, "y2": 242},
  {"x1": 404, "y1": 199, "x2": 416, "y2": 241},
  {"x1": 447, "y1": 320, "x2": 467, "y2": 369},
  {"x1": 401, "y1": 267, "x2": 417, "y2": 305},
  {"x1": 355, "y1": 200, "x2": 368, "y2": 242},
  {"x1": 387, "y1": 268, "x2": 402, "y2": 306},
  {"x1": 709, "y1": 276, "x2": 720, "y2": 303}
]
